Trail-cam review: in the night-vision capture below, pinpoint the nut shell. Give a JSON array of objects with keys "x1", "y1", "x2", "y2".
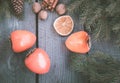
[
  {"x1": 38, "y1": 10, "x2": 48, "y2": 20},
  {"x1": 33, "y1": 2, "x2": 41, "y2": 13},
  {"x1": 56, "y1": 4, "x2": 66, "y2": 15}
]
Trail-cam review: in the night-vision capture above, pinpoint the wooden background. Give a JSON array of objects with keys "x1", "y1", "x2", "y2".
[{"x1": 0, "y1": 0, "x2": 120, "y2": 83}]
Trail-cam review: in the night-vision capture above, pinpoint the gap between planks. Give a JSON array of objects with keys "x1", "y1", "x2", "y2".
[{"x1": 35, "y1": 0, "x2": 39, "y2": 83}]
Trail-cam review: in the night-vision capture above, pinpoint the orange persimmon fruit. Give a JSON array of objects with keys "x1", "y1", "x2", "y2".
[
  {"x1": 10, "y1": 30, "x2": 36, "y2": 53},
  {"x1": 25, "y1": 48, "x2": 50, "y2": 74},
  {"x1": 65, "y1": 31, "x2": 91, "y2": 54}
]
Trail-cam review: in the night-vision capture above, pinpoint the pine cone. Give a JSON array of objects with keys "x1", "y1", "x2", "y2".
[{"x1": 11, "y1": 0, "x2": 24, "y2": 15}]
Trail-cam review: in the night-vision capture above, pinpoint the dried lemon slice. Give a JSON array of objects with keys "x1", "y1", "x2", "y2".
[{"x1": 53, "y1": 15, "x2": 74, "y2": 36}]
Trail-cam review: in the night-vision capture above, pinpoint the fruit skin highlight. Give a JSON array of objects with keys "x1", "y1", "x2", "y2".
[
  {"x1": 65, "y1": 31, "x2": 90, "y2": 54},
  {"x1": 53, "y1": 15, "x2": 74, "y2": 36},
  {"x1": 25, "y1": 48, "x2": 51, "y2": 74},
  {"x1": 10, "y1": 30, "x2": 36, "y2": 53}
]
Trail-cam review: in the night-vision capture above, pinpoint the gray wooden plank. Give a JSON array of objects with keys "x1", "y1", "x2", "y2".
[
  {"x1": 0, "y1": 1, "x2": 36, "y2": 83},
  {"x1": 37, "y1": 10, "x2": 84, "y2": 83},
  {"x1": 37, "y1": 0, "x2": 120, "y2": 83},
  {"x1": 89, "y1": 40, "x2": 120, "y2": 58}
]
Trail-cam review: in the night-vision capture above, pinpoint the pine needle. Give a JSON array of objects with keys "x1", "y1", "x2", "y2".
[
  {"x1": 70, "y1": 51, "x2": 120, "y2": 83},
  {"x1": 67, "y1": 0, "x2": 120, "y2": 47},
  {"x1": 0, "y1": 1, "x2": 11, "y2": 20}
]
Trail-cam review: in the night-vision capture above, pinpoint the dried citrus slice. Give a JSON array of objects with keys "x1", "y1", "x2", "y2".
[{"x1": 53, "y1": 15, "x2": 74, "y2": 36}]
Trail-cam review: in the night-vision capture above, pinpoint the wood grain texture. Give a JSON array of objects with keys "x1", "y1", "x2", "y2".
[
  {"x1": 0, "y1": 0, "x2": 119, "y2": 83},
  {"x1": 37, "y1": 10, "x2": 84, "y2": 83},
  {"x1": 89, "y1": 40, "x2": 120, "y2": 58},
  {"x1": 0, "y1": 2, "x2": 36, "y2": 83}
]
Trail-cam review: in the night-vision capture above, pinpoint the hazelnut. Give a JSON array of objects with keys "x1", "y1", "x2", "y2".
[
  {"x1": 38, "y1": 10, "x2": 48, "y2": 20},
  {"x1": 56, "y1": 3, "x2": 66, "y2": 15},
  {"x1": 32, "y1": 2, "x2": 41, "y2": 13}
]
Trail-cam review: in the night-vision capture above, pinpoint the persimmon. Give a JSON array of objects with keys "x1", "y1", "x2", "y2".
[
  {"x1": 25, "y1": 48, "x2": 50, "y2": 74},
  {"x1": 10, "y1": 30, "x2": 36, "y2": 53},
  {"x1": 65, "y1": 31, "x2": 90, "y2": 53}
]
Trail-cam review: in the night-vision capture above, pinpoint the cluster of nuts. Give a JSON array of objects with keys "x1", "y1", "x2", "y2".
[{"x1": 32, "y1": 0, "x2": 66, "y2": 20}]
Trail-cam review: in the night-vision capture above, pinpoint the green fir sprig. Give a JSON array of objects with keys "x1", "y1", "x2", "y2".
[
  {"x1": 0, "y1": 0, "x2": 11, "y2": 20},
  {"x1": 70, "y1": 51, "x2": 120, "y2": 83},
  {"x1": 67, "y1": 0, "x2": 120, "y2": 47}
]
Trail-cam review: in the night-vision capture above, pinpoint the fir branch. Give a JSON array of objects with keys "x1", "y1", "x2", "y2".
[
  {"x1": 25, "y1": 0, "x2": 32, "y2": 3},
  {"x1": 70, "y1": 51, "x2": 120, "y2": 83},
  {"x1": 67, "y1": 0, "x2": 84, "y2": 14},
  {"x1": 0, "y1": 1, "x2": 11, "y2": 20},
  {"x1": 67, "y1": 0, "x2": 120, "y2": 47}
]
